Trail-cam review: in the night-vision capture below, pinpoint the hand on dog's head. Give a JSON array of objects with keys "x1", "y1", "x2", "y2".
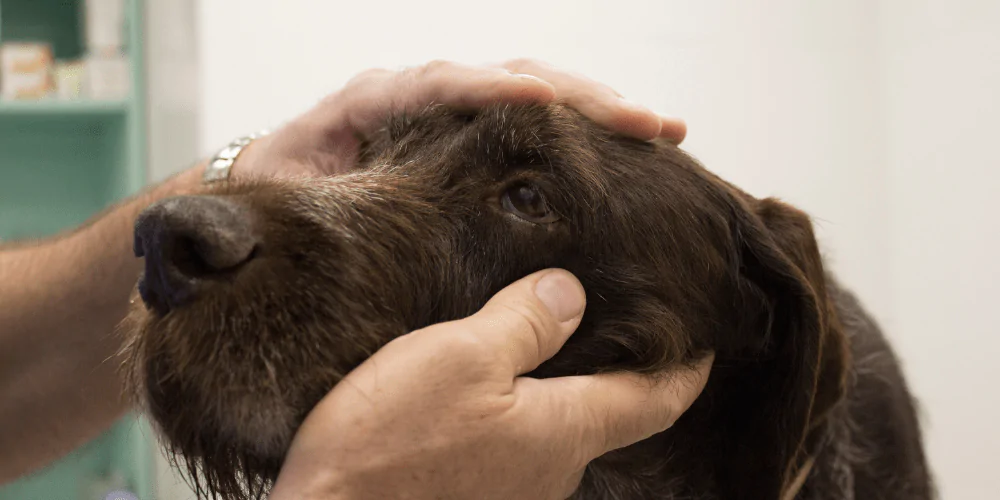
[{"x1": 121, "y1": 104, "x2": 846, "y2": 500}]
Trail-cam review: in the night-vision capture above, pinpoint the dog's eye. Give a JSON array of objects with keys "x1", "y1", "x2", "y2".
[{"x1": 501, "y1": 183, "x2": 559, "y2": 223}]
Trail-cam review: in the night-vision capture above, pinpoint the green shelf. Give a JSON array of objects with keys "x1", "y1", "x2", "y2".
[
  {"x1": 0, "y1": 109, "x2": 130, "y2": 239},
  {"x1": 0, "y1": 0, "x2": 156, "y2": 498},
  {"x1": 0, "y1": 99, "x2": 130, "y2": 116}
]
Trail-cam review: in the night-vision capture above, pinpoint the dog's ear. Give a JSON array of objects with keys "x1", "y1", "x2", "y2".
[
  {"x1": 716, "y1": 195, "x2": 850, "y2": 498},
  {"x1": 752, "y1": 199, "x2": 850, "y2": 428}
]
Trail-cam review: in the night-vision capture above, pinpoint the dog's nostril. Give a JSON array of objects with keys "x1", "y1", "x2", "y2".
[
  {"x1": 172, "y1": 234, "x2": 244, "y2": 279},
  {"x1": 134, "y1": 195, "x2": 258, "y2": 313}
]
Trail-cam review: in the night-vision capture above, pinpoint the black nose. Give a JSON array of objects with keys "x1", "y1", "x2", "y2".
[{"x1": 134, "y1": 195, "x2": 258, "y2": 313}]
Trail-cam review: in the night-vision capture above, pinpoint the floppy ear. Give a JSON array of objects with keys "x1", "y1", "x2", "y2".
[
  {"x1": 753, "y1": 199, "x2": 850, "y2": 429},
  {"x1": 716, "y1": 196, "x2": 850, "y2": 498}
]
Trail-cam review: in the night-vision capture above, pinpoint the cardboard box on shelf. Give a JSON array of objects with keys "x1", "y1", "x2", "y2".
[
  {"x1": 54, "y1": 61, "x2": 85, "y2": 100},
  {"x1": 0, "y1": 43, "x2": 55, "y2": 100}
]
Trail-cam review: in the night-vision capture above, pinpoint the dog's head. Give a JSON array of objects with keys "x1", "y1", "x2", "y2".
[{"x1": 121, "y1": 104, "x2": 848, "y2": 499}]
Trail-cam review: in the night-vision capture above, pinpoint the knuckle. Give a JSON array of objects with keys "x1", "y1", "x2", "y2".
[
  {"x1": 566, "y1": 392, "x2": 608, "y2": 465},
  {"x1": 436, "y1": 328, "x2": 495, "y2": 359},
  {"x1": 417, "y1": 59, "x2": 453, "y2": 78},
  {"x1": 397, "y1": 61, "x2": 456, "y2": 103},
  {"x1": 392, "y1": 66, "x2": 421, "y2": 91},
  {"x1": 503, "y1": 57, "x2": 540, "y2": 73},
  {"x1": 496, "y1": 302, "x2": 551, "y2": 354},
  {"x1": 502, "y1": 302, "x2": 547, "y2": 335},
  {"x1": 345, "y1": 67, "x2": 390, "y2": 87}
]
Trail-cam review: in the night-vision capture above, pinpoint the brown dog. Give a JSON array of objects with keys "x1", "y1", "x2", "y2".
[{"x1": 121, "y1": 104, "x2": 934, "y2": 499}]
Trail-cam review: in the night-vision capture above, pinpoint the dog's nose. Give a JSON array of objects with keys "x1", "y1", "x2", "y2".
[{"x1": 134, "y1": 195, "x2": 258, "y2": 313}]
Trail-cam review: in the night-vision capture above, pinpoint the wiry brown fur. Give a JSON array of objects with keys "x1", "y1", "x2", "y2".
[{"x1": 120, "y1": 104, "x2": 933, "y2": 499}]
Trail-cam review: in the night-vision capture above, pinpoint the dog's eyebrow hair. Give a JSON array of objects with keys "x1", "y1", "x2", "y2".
[{"x1": 466, "y1": 106, "x2": 557, "y2": 170}]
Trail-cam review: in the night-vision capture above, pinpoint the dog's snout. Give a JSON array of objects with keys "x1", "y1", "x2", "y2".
[{"x1": 134, "y1": 195, "x2": 258, "y2": 313}]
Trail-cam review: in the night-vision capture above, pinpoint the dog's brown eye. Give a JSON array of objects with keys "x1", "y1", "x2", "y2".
[{"x1": 501, "y1": 183, "x2": 559, "y2": 223}]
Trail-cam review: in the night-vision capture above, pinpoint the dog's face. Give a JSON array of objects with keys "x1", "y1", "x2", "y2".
[{"x1": 122, "y1": 104, "x2": 847, "y2": 499}]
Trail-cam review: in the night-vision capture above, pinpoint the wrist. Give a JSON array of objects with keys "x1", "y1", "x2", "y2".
[
  {"x1": 169, "y1": 160, "x2": 208, "y2": 193},
  {"x1": 229, "y1": 133, "x2": 272, "y2": 179}
]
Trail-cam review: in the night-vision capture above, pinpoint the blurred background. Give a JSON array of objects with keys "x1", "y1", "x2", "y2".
[{"x1": 0, "y1": 0, "x2": 996, "y2": 498}]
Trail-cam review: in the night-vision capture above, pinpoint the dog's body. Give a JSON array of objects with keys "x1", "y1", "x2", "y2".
[
  {"x1": 798, "y1": 284, "x2": 931, "y2": 500},
  {"x1": 575, "y1": 281, "x2": 932, "y2": 500},
  {"x1": 123, "y1": 104, "x2": 933, "y2": 499}
]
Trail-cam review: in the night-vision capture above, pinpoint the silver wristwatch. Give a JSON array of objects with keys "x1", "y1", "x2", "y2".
[{"x1": 203, "y1": 130, "x2": 270, "y2": 183}]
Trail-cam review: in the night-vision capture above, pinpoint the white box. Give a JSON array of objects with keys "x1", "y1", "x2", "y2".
[{"x1": 0, "y1": 43, "x2": 54, "y2": 100}]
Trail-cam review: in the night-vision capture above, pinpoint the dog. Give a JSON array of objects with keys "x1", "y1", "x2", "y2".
[{"x1": 121, "y1": 103, "x2": 934, "y2": 499}]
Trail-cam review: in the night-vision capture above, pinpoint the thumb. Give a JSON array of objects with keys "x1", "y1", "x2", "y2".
[{"x1": 462, "y1": 269, "x2": 587, "y2": 376}]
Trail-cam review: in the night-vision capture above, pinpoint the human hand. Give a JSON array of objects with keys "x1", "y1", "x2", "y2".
[
  {"x1": 233, "y1": 59, "x2": 686, "y2": 179},
  {"x1": 268, "y1": 269, "x2": 713, "y2": 500}
]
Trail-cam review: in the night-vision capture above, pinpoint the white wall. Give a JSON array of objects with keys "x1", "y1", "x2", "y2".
[
  {"x1": 144, "y1": 3, "x2": 202, "y2": 496},
  {"x1": 195, "y1": 0, "x2": 890, "y2": 319},
  {"x1": 182, "y1": 0, "x2": 998, "y2": 498},
  {"x1": 880, "y1": 1, "x2": 1000, "y2": 498},
  {"x1": 146, "y1": 0, "x2": 200, "y2": 183}
]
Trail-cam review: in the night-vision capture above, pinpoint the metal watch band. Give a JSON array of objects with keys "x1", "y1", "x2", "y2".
[{"x1": 203, "y1": 130, "x2": 270, "y2": 183}]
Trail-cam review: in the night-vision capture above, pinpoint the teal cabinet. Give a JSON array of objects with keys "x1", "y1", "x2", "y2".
[
  {"x1": 0, "y1": 420, "x2": 155, "y2": 500},
  {"x1": 0, "y1": 0, "x2": 155, "y2": 498}
]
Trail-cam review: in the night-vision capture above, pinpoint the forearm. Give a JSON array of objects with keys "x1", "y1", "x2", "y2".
[{"x1": 0, "y1": 163, "x2": 205, "y2": 483}]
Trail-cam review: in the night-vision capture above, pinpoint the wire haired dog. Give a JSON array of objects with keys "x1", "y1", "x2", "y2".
[{"x1": 122, "y1": 103, "x2": 934, "y2": 499}]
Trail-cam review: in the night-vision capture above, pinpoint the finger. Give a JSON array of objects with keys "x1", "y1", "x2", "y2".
[
  {"x1": 500, "y1": 58, "x2": 663, "y2": 141},
  {"x1": 658, "y1": 115, "x2": 688, "y2": 144},
  {"x1": 529, "y1": 353, "x2": 714, "y2": 462},
  {"x1": 462, "y1": 269, "x2": 586, "y2": 376},
  {"x1": 324, "y1": 62, "x2": 558, "y2": 137}
]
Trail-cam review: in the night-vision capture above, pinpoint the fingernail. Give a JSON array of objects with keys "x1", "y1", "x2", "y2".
[
  {"x1": 511, "y1": 73, "x2": 547, "y2": 84},
  {"x1": 534, "y1": 270, "x2": 586, "y2": 323},
  {"x1": 658, "y1": 116, "x2": 687, "y2": 144}
]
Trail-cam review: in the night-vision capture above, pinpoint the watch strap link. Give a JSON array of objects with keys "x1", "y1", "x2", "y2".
[{"x1": 204, "y1": 130, "x2": 270, "y2": 183}]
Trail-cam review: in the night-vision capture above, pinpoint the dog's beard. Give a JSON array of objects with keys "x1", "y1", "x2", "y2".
[
  {"x1": 159, "y1": 431, "x2": 282, "y2": 500},
  {"x1": 118, "y1": 304, "x2": 299, "y2": 500}
]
